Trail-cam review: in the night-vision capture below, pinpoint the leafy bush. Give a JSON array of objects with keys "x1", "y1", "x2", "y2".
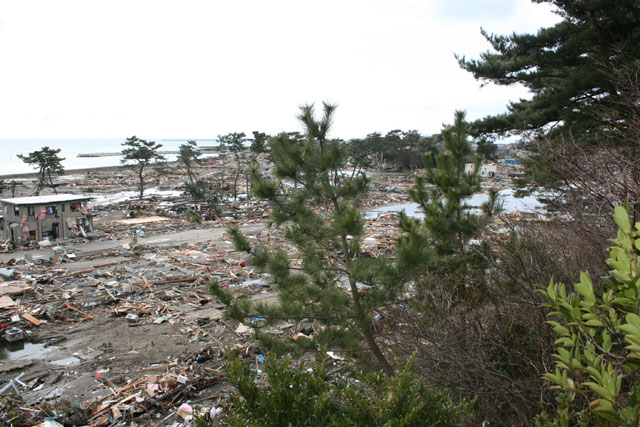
[{"x1": 537, "y1": 205, "x2": 640, "y2": 426}]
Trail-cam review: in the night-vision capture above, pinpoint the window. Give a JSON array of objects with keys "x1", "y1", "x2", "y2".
[
  {"x1": 27, "y1": 206, "x2": 35, "y2": 216},
  {"x1": 13, "y1": 206, "x2": 19, "y2": 216},
  {"x1": 61, "y1": 204, "x2": 65, "y2": 212},
  {"x1": 46, "y1": 206, "x2": 55, "y2": 214},
  {"x1": 71, "y1": 203, "x2": 81, "y2": 212}
]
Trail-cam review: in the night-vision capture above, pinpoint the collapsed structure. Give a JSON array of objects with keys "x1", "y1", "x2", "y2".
[{"x1": 0, "y1": 194, "x2": 93, "y2": 243}]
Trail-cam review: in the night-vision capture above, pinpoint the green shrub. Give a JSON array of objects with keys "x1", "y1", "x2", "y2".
[
  {"x1": 537, "y1": 205, "x2": 640, "y2": 426},
  {"x1": 186, "y1": 209, "x2": 202, "y2": 224},
  {"x1": 184, "y1": 179, "x2": 208, "y2": 202},
  {"x1": 223, "y1": 354, "x2": 335, "y2": 427},
  {"x1": 337, "y1": 354, "x2": 470, "y2": 426},
  {"x1": 221, "y1": 353, "x2": 469, "y2": 426}
]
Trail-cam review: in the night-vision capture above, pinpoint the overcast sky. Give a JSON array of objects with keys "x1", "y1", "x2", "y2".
[{"x1": 0, "y1": 1, "x2": 560, "y2": 140}]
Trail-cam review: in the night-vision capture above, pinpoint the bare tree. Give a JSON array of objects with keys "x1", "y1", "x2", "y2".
[{"x1": 518, "y1": 61, "x2": 640, "y2": 251}]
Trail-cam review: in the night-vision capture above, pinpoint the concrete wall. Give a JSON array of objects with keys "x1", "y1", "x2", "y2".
[
  {"x1": 479, "y1": 164, "x2": 497, "y2": 178},
  {"x1": 464, "y1": 163, "x2": 497, "y2": 178}
]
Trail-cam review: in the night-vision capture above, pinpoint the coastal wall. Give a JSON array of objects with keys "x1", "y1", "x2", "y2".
[{"x1": 0, "y1": 164, "x2": 132, "y2": 180}]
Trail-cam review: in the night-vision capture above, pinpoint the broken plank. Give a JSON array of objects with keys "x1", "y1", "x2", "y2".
[
  {"x1": 64, "y1": 303, "x2": 94, "y2": 319},
  {"x1": 21, "y1": 313, "x2": 42, "y2": 326},
  {"x1": 0, "y1": 296, "x2": 15, "y2": 309},
  {"x1": 149, "y1": 277, "x2": 199, "y2": 286}
]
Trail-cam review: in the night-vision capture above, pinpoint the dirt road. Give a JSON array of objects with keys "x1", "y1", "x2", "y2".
[{"x1": 0, "y1": 223, "x2": 266, "y2": 263}]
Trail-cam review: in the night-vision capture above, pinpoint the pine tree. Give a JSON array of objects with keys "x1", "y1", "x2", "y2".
[
  {"x1": 249, "y1": 131, "x2": 269, "y2": 154},
  {"x1": 218, "y1": 132, "x2": 247, "y2": 201},
  {"x1": 476, "y1": 138, "x2": 497, "y2": 161},
  {"x1": 17, "y1": 146, "x2": 65, "y2": 195},
  {"x1": 221, "y1": 352, "x2": 468, "y2": 426},
  {"x1": 246, "y1": 131, "x2": 271, "y2": 201},
  {"x1": 120, "y1": 136, "x2": 165, "y2": 200},
  {"x1": 177, "y1": 140, "x2": 201, "y2": 184},
  {"x1": 218, "y1": 103, "x2": 405, "y2": 376},
  {"x1": 458, "y1": 0, "x2": 640, "y2": 140},
  {"x1": 397, "y1": 111, "x2": 498, "y2": 300}
]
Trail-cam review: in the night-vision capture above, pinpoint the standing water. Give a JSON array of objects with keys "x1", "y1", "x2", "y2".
[{"x1": 0, "y1": 341, "x2": 54, "y2": 360}]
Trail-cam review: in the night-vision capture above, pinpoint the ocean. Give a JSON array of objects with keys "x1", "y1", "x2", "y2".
[{"x1": 0, "y1": 139, "x2": 217, "y2": 176}]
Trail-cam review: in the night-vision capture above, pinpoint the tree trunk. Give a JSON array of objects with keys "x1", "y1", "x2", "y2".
[
  {"x1": 362, "y1": 315, "x2": 395, "y2": 376},
  {"x1": 348, "y1": 274, "x2": 394, "y2": 376},
  {"x1": 339, "y1": 231, "x2": 394, "y2": 377},
  {"x1": 139, "y1": 167, "x2": 145, "y2": 200},
  {"x1": 48, "y1": 171, "x2": 57, "y2": 194},
  {"x1": 330, "y1": 189, "x2": 395, "y2": 376},
  {"x1": 36, "y1": 169, "x2": 45, "y2": 195},
  {"x1": 233, "y1": 169, "x2": 240, "y2": 201},
  {"x1": 246, "y1": 173, "x2": 250, "y2": 202}
]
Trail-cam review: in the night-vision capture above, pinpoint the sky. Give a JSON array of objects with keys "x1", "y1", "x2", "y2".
[{"x1": 0, "y1": 0, "x2": 560, "y2": 140}]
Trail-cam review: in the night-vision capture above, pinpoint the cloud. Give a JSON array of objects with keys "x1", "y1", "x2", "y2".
[
  {"x1": 434, "y1": 0, "x2": 518, "y2": 21},
  {"x1": 0, "y1": 0, "x2": 560, "y2": 139}
]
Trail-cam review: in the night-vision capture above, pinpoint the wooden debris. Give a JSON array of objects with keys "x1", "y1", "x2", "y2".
[
  {"x1": 64, "y1": 303, "x2": 94, "y2": 319},
  {"x1": 21, "y1": 312, "x2": 42, "y2": 325},
  {"x1": 0, "y1": 296, "x2": 15, "y2": 309}
]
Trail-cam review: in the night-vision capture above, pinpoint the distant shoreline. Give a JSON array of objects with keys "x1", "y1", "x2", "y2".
[
  {"x1": 0, "y1": 161, "x2": 182, "y2": 180},
  {"x1": 77, "y1": 146, "x2": 219, "y2": 158},
  {"x1": 0, "y1": 156, "x2": 227, "y2": 180},
  {"x1": 0, "y1": 164, "x2": 131, "y2": 180},
  {"x1": 0, "y1": 139, "x2": 222, "y2": 180}
]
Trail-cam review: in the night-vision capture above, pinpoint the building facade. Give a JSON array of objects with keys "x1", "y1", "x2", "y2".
[
  {"x1": 464, "y1": 162, "x2": 497, "y2": 178},
  {"x1": 0, "y1": 194, "x2": 93, "y2": 243}
]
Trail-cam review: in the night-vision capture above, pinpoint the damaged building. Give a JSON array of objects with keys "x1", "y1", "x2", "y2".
[{"x1": 0, "y1": 194, "x2": 94, "y2": 243}]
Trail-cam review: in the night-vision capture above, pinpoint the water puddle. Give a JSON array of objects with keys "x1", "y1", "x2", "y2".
[
  {"x1": 0, "y1": 341, "x2": 54, "y2": 361},
  {"x1": 366, "y1": 203, "x2": 422, "y2": 218},
  {"x1": 366, "y1": 191, "x2": 545, "y2": 219},
  {"x1": 50, "y1": 356, "x2": 81, "y2": 366},
  {"x1": 91, "y1": 188, "x2": 184, "y2": 206},
  {"x1": 235, "y1": 278, "x2": 264, "y2": 288}
]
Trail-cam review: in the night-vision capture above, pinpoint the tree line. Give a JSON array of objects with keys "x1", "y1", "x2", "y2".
[{"x1": 11, "y1": 126, "x2": 500, "y2": 200}]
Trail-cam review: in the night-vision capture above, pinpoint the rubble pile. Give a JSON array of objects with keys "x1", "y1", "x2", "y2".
[
  {"x1": 0, "y1": 236, "x2": 271, "y2": 424},
  {"x1": 0, "y1": 199, "x2": 339, "y2": 426}
]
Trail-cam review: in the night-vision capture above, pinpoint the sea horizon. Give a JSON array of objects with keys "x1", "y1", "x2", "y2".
[{"x1": 0, "y1": 138, "x2": 218, "y2": 175}]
